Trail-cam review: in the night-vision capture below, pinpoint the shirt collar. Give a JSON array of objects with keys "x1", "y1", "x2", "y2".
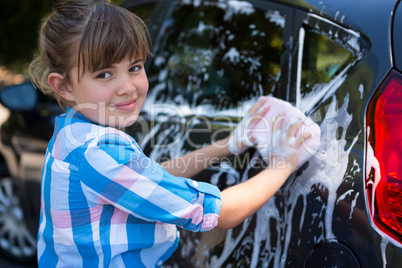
[{"x1": 66, "y1": 107, "x2": 92, "y2": 123}]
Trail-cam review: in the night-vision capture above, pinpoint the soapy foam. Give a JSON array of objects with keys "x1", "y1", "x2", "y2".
[{"x1": 252, "y1": 96, "x2": 321, "y2": 169}]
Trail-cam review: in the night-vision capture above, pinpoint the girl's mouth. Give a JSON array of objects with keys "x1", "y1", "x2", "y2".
[{"x1": 113, "y1": 99, "x2": 137, "y2": 112}]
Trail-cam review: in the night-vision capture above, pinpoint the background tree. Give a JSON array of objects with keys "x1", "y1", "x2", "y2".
[
  {"x1": 0, "y1": 0, "x2": 124, "y2": 73},
  {"x1": 0, "y1": 0, "x2": 56, "y2": 72}
]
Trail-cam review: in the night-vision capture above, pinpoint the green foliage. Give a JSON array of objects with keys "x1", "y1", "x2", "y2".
[
  {"x1": 0, "y1": 0, "x2": 125, "y2": 72},
  {"x1": 0, "y1": 0, "x2": 56, "y2": 72}
]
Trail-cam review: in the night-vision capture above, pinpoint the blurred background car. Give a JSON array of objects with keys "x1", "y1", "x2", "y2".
[{"x1": 0, "y1": 0, "x2": 402, "y2": 266}]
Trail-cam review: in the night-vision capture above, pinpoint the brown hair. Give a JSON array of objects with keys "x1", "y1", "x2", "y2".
[{"x1": 29, "y1": 0, "x2": 151, "y2": 108}]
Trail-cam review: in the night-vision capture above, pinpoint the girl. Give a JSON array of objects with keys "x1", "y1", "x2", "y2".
[{"x1": 29, "y1": 0, "x2": 310, "y2": 267}]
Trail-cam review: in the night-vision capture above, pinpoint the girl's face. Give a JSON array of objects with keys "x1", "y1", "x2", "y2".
[{"x1": 67, "y1": 57, "x2": 148, "y2": 127}]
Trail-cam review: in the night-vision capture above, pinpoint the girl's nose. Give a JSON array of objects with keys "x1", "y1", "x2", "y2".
[{"x1": 116, "y1": 75, "x2": 136, "y2": 96}]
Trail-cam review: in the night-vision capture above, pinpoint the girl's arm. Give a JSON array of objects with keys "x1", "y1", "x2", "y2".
[
  {"x1": 161, "y1": 97, "x2": 271, "y2": 178},
  {"x1": 217, "y1": 165, "x2": 291, "y2": 229},
  {"x1": 160, "y1": 136, "x2": 231, "y2": 178}
]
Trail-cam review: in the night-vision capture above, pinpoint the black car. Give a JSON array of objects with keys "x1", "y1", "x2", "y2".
[{"x1": 1, "y1": 0, "x2": 402, "y2": 266}]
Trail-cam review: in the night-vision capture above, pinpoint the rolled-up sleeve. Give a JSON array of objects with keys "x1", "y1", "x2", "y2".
[{"x1": 78, "y1": 133, "x2": 221, "y2": 232}]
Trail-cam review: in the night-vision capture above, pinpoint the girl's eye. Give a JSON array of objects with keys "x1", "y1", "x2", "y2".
[
  {"x1": 96, "y1": 72, "x2": 112, "y2": 79},
  {"x1": 130, "y1": 65, "x2": 142, "y2": 73}
]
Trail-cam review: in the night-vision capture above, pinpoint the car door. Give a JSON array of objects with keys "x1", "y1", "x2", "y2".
[{"x1": 282, "y1": 7, "x2": 373, "y2": 268}]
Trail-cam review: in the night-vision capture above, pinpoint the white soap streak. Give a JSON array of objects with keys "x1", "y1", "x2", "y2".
[
  {"x1": 301, "y1": 95, "x2": 359, "y2": 240},
  {"x1": 365, "y1": 127, "x2": 381, "y2": 217},
  {"x1": 381, "y1": 237, "x2": 388, "y2": 268},
  {"x1": 279, "y1": 95, "x2": 358, "y2": 267},
  {"x1": 210, "y1": 162, "x2": 240, "y2": 186},
  {"x1": 295, "y1": 27, "x2": 305, "y2": 110},
  {"x1": 378, "y1": 234, "x2": 402, "y2": 268},
  {"x1": 359, "y1": 84, "x2": 364, "y2": 99},
  {"x1": 149, "y1": 123, "x2": 187, "y2": 160},
  {"x1": 210, "y1": 153, "x2": 258, "y2": 268},
  {"x1": 349, "y1": 192, "x2": 359, "y2": 220},
  {"x1": 337, "y1": 189, "x2": 354, "y2": 205}
]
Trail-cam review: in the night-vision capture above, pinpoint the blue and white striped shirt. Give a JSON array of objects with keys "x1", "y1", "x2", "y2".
[{"x1": 37, "y1": 108, "x2": 221, "y2": 267}]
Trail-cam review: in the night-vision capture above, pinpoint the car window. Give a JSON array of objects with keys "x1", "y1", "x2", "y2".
[
  {"x1": 301, "y1": 30, "x2": 353, "y2": 92},
  {"x1": 296, "y1": 14, "x2": 366, "y2": 112},
  {"x1": 144, "y1": 0, "x2": 286, "y2": 114}
]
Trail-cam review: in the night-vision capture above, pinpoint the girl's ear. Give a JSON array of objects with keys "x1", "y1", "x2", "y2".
[{"x1": 48, "y1": 73, "x2": 75, "y2": 102}]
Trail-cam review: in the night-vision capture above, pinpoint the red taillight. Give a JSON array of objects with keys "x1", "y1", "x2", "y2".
[{"x1": 366, "y1": 69, "x2": 402, "y2": 243}]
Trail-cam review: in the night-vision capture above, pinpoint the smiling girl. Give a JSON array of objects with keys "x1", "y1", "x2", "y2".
[{"x1": 29, "y1": 0, "x2": 310, "y2": 267}]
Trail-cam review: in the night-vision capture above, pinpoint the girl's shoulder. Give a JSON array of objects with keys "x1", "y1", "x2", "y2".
[
  {"x1": 96, "y1": 127, "x2": 134, "y2": 146},
  {"x1": 52, "y1": 111, "x2": 141, "y2": 158}
]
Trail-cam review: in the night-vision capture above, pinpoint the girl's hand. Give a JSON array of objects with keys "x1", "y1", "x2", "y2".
[
  {"x1": 227, "y1": 97, "x2": 271, "y2": 154},
  {"x1": 219, "y1": 115, "x2": 311, "y2": 229},
  {"x1": 268, "y1": 115, "x2": 312, "y2": 173}
]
